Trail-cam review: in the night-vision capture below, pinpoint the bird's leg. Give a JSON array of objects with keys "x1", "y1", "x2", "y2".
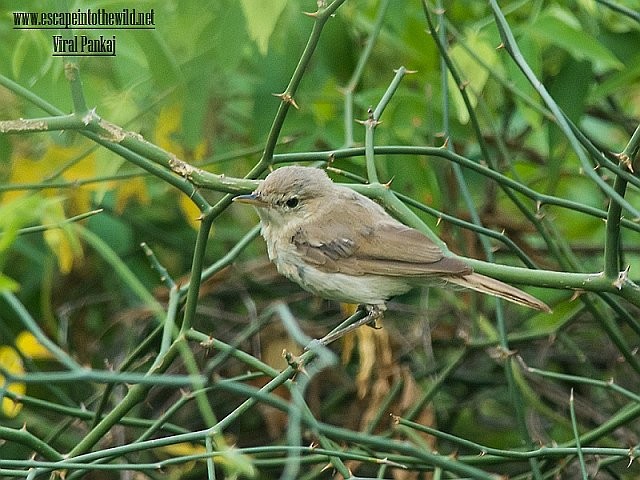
[
  {"x1": 315, "y1": 304, "x2": 385, "y2": 347},
  {"x1": 360, "y1": 304, "x2": 385, "y2": 329}
]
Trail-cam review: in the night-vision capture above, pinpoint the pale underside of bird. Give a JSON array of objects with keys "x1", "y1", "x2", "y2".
[{"x1": 233, "y1": 166, "x2": 551, "y2": 315}]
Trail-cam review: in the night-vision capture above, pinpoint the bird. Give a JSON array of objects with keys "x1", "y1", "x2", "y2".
[{"x1": 233, "y1": 166, "x2": 550, "y2": 320}]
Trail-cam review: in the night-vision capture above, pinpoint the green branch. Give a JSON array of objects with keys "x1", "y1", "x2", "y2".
[
  {"x1": 604, "y1": 124, "x2": 640, "y2": 278},
  {"x1": 488, "y1": 0, "x2": 640, "y2": 220}
]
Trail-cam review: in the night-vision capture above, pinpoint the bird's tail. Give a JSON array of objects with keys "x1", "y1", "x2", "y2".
[{"x1": 447, "y1": 273, "x2": 551, "y2": 312}]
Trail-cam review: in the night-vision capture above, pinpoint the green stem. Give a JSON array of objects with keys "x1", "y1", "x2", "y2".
[
  {"x1": 604, "y1": 124, "x2": 640, "y2": 278},
  {"x1": 394, "y1": 415, "x2": 640, "y2": 463},
  {"x1": 0, "y1": 426, "x2": 63, "y2": 461},
  {"x1": 65, "y1": 337, "x2": 182, "y2": 458},
  {"x1": 250, "y1": 0, "x2": 348, "y2": 178},
  {"x1": 179, "y1": 213, "x2": 213, "y2": 333},
  {"x1": 362, "y1": 66, "x2": 411, "y2": 184},
  {"x1": 373, "y1": 66, "x2": 409, "y2": 120},
  {"x1": 77, "y1": 226, "x2": 164, "y2": 319},
  {"x1": 341, "y1": 0, "x2": 390, "y2": 147},
  {"x1": 488, "y1": 0, "x2": 640, "y2": 220},
  {"x1": 1, "y1": 291, "x2": 79, "y2": 371},
  {"x1": 275, "y1": 146, "x2": 640, "y2": 234},
  {"x1": 363, "y1": 112, "x2": 379, "y2": 184}
]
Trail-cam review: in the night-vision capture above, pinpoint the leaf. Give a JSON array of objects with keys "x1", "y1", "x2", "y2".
[
  {"x1": 0, "y1": 195, "x2": 44, "y2": 253},
  {"x1": 447, "y1": 30, "x2": 499, "y2": 124},
  {"x1": 526, "y1": 12, "x2": 623, "y2": 70},
  {"x1": 114, "y1": 176, "x2": 150, "y2": 214},
  {"x1": 130, "y1": 29, "x2": 180, "y2": 89},
  {"x1": 154, "y1": 102, "x2": 205, "y2": 161},
  {"x1": 588, "y1": 51, "x2": 640, "y2": 101},
  {"x1": 505, "y1": 34, "x2": 545, "y2": 130},
  {"x1": 240, "y1": 0, "x2": 288, "y2": 55},
  {"x1": 179, "y1": 192, "x2": 204, "y2": 230},
  {"x1": 7, "y1": 142, "x2": 97, "y2": 213},
  {"x1": 0, "y1": 273, "x2": 19, "y2": 293},
  {"x1": 42, "y1": 201, "x2": 83, "y2": 275},
  {"x1": 159, "y1": 442, "x2": 206, "y2": 457},
  {"x1": 549, "y1": 59, "x2": 592, "y2": 122},
  {"x1": 11, "y1": 30, "x2": 53, "y2": 84}
]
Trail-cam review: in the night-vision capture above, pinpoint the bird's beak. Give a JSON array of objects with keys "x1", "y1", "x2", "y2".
[{"x1": 232, "y1": 193, "x2": 268, "y2": 208}]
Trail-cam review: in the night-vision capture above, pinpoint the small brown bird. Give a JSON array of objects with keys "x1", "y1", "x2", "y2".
[{"x1": 233, "y1": 166, "x2": 550, "y2": 315}]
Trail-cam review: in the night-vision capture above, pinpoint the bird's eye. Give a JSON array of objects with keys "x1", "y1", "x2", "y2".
[{"x1": 285, "y1": 197, "x2": 299, "y2": 208}]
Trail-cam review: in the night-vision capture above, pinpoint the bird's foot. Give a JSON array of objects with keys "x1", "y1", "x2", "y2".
[
  {"x1": 360, "y1": 304, "x2": 385, "y2": 329},
  {"x1": 316, "y1": 304, "x2": 385, "y2": 347}
]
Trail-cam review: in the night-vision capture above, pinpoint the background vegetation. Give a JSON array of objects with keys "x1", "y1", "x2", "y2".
[{"x1": 1, "y1": 0, "x2": 640, "y2": 478}]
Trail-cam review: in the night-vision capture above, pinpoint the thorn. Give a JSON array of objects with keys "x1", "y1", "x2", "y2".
[
  {"x1": 516, "y1": 355, "x2": 532, "y2": 372},
  {"x1": 615, "y1": 152, "x2": 634, "y2": 173},
  {"x1": 272, "y1": 92, "x2": 299, "y2": 109},
  {"x1": 440, "y1": 137, "x2": 450, "y2": 149},
  {"x1": 488, "y1": 346, "x2": 517, "y2": 361},
  {"x1": 282, "y1": 349, "x2": 308, "y2": 376},
  {"x1": 303, "y1": 10, "x2": 319, "y2": 18},
  {"x1": 496, "y1": 42, "x2": 505, "y2": 50},
  {"x1": 457, "y1": 327, "x2": 470, "y2": 345},
  {"x1": 81, "y1": 107, "x2": 97, "y2": 126},
  {"x1": 355, "y1": 116, "x2": 381, "y2": 128},
  {"x1": 394, "y1": 67, "x2": 418, "y2": 74},
  {"x1": 368, "y1": 319, "x2": 382, "y2": 329},
  {"x1": 570, "y1": 290, "x2": 584, "y2": 302},
  {"x1": 613, "y1": 265, "x2": 631, "y2": 290},
  {"x1": 436, "y1": 216, "x2": 442, "y2": 227},
  {"x1": 627, "y1": 448, "x2": 636, "y2": 467},
  {"x1": 459, "y1": 80, "x2": 470, "y2": 91},
  {"x1": 377, "y1": 457, "x2": 408, "y2": 469},
  {"x1": 383, "y1": 176, "x2": 394, "y2": 188}
]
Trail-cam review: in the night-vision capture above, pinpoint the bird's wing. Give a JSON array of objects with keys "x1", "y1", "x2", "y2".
[{"x1": 292, "y1": 220, "x2": 471, "y2": 277}]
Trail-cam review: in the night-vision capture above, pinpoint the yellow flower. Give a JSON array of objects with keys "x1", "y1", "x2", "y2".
[
  {"x1": 0, "y1": 345, "x2": 26, "y2": 418},
  {"x1": 15, "y1": 331, "x2": 54, "y2": 360}
]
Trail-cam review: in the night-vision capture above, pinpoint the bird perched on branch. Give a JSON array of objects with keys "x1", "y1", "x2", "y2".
[{"x1": 234, "y1": 166, "x2": 550, "y2": 323}]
